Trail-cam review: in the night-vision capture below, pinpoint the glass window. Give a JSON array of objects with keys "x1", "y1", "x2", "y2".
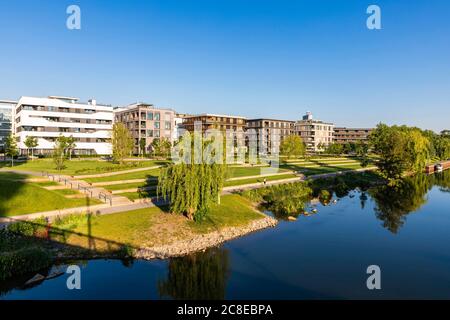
[
  {"x1": 154, "y1": 130, "x2": 160, "y2": 137},
  {"x1": 154, "y1": 112, "x2": 160, "y2": 121},
  {"x1": 154, "y1": 122, "x2": 160, "y2": 129},
  {"x1": 147, "y1": 112, "x2": 153, "y2": 120},
  {"x1": 165, "y1": 121, "x2": 171, "y2": 130},
  {"x1": 147, "y1": 130, "x2": 153, "y2": 137}
]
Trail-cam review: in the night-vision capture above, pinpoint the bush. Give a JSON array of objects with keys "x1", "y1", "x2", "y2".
[
  {"x1": 0, "y1": 247, "x2": 53, "y2": 281},
  {"x1": 7, "y1": 217, "x2": 48, "y2": 238},
  {"x1": 8, "y1": 221, "x2": 35, "y2": 237}
]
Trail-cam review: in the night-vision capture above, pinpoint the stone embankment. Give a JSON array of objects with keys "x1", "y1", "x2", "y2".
[{"x1": 134, "y1": 216, "x2": 277, "y2": 259}]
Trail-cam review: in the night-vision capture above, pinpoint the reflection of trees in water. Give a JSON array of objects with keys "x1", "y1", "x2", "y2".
[
  {"x1": 433, "y1": 170, "x2": 450, "y2": 193},
  {"x1": 369, "y1": 174, "x2": 434, "y2": 234},
  {"x1": 158, "y1": 247, "x2": 229, "y2": 300}
]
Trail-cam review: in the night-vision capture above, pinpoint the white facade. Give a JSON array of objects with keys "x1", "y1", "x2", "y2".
[
  {"x1": 0, "y1": 100, "x2": 15, "y2": 153},
  {"x1": 13, "y1": 96, "x2": 113, "y2": 155},
  {"x1": 295, "y1": 112, "x2": 334, "y2": 152}
]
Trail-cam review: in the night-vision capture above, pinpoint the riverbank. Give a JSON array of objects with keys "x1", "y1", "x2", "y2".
[{"x1": 0, "y1": 194, "x2": 277, "y2": 280}]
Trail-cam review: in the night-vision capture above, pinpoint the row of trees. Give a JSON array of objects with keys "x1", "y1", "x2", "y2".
[{"x1": 369, "y1": 124, "x2": 450, "y2": 184}]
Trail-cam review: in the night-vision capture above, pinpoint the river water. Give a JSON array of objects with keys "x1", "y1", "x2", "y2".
[{"x1": 2, "y1": 172, "x2": 450, "y2": 299}]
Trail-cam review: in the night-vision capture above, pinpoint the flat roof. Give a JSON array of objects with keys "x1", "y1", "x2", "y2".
[
  {"x1": 0, "y1": 100, "x2": 17, "y2": 104},
  {"x1": 334, "y1": 127, "x2": 374, "y2": 130},
  {"x1": 247, "y1": 118, "x2": 295, "y2": 123},
  {"x1": 183, "y1": 113, "x2": 247, "y2": 120},
  {"x1": 48, "y1": 95, "x2": 79, "y2": 101}
]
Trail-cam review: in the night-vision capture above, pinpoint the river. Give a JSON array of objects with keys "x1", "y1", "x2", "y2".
[{"x1": 2, "y1": 171, "x2": 450, "y2": 299}]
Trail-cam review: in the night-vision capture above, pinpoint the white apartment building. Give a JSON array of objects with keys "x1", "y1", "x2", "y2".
[
  {"x1": 13, "y1": 96, "x2": 113, "y2": 155},
  {"x1": 0, "y1": 100, "x2": 15, "y2": 153},
  {"x1": 295, "y1": 112, "x2": 334, "y2": 153}
]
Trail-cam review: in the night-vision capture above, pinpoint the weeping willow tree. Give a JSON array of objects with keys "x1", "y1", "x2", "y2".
[{"x1": 158, "y1": 131, "x2": 227, "y2": 221}]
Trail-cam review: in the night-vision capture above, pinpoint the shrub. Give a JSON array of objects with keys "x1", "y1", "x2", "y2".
[
  {"x1": 0, "y1": 247, "x2": 53, "y2": 281},
  {"x1": 8, "y1": 221, "x2": 35, "y2": 237}
]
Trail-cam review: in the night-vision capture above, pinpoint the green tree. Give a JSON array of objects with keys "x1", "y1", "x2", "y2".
[
  {"x1": 65, "y1": 136, "x2": 76, "y2": 160},
  {"x1": 111, "y1": 123, "x2": 134, "y2": 164},
  {"x1": 157, "y1": 132, "x2": 227, "y2": 221},
  {"x1": 280, "y1": 135, "x2": 305, "y2": 159},
  {"x1": 24, "y1": 136, "x2": 38, "y2": 160},
  {"x1": 53, "y1": 135, "x2": 69, "y2": 171},
  {"x1": 139, "y1": 138, "x2": 146, "y2": 158},
  {"x1": 151, "y1": 137, "x2": 172, "y2": 158},
  {"x1": 5, "y1": 134, "x2": 18, "y2": 167},
  {"x1": 369, "y1": 124, "x2": 430, "y2": 183},
  {"x1": 325, "y1": 143, "x2": 343, "y2": 155}
]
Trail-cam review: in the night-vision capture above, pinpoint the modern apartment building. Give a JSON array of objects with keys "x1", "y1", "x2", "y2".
[
  {"x1": 114, "y1": 103, "x2": 176, "y2": 154},
  {"x1": 333, "y1": 127, "x2": 373, "y2": 144},
  {"x1": 294, "y1": 112, "x2": 334, "y2": 153},
  {"x1": 181, "y1": 114, "x2": 246, "y2": 133},
  {"x1": 13, "y1": 96, "x2": 113, "y2": 155},
  {"x1": 246, "y1": 118, "x2": 295, "y2": 154},
  {"x1": 0, "y1": 100, "x2": 15, "y2": 153}
]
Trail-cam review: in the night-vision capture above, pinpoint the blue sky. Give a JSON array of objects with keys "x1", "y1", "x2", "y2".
[{"x1": 0, "y1": 0, "x2": 449, "y2": 132}]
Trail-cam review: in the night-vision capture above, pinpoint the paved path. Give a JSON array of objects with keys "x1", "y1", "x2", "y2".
[{"x1": 0, "y1": 166, "x2": 377, "y2": 226}]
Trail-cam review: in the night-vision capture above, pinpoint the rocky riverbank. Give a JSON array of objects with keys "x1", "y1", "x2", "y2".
[{"x1": 134, "y1": 216, "x2": 278, "y2": 260}]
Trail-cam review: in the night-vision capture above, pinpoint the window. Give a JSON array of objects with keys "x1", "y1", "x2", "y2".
[
  {"x1": 165, "y1": 121, "x2": 171, "y2": 130},
  {"x1": 154, "y1": 112, "x2": 160, "y2": 121},
  {"x1": 154, "y1": 122, "x2": 160, "y2": 129},
  {"x1": 154, "y1": 130, "x2": 160, "y2": 137},
  {"x1": 147, "y1": 112, "x2": 153, "y2": 120},
  {"x1": 147, "y1": 130, "x2": 153, "y2": 137}
]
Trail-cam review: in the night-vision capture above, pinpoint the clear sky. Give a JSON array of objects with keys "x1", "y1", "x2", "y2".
[{"x1": 0, "y1": 0, "x2": 449, "y2": 132}]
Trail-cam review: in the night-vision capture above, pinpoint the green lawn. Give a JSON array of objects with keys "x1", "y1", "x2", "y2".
[
  {"x1": 0, "y1": 172, "x2": 102, "y2": 217},
  {"x1": 228, "y1": 166, "x2": 289, "y2": 178},
  {"x1": 2, "y1": 159, "x2": 167, "y2": 175},
  {"x1": 115, "y1": 190, "x2": 157, "y2": 201},
  {"x1": 103, "y1": 181, "x2": 157, "y2": 191},
  {"x1": 83, "y1": 168, "x2": 160, "y2": 183},
  {"x1": 224, "y1": 174, "x2": 298, "y2": 187},
  {"x1": 64, "y1": 194, "x2": 264, "y2": 250}
]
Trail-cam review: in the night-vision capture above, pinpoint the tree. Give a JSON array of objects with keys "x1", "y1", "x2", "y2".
[
  {"x1": 151, "y1": 137, "x2": 172, "y2": 158},
  {"x1": 24, "y1": 136, "x2": 39, "y2": 160},
  {"x1": 66, "y1": 136, "x2": 76, "y2": 160},
  {"x1": 111, "y1": 123, "x2": 134, "y2": 164},
  {"x1": 139, "y1": 138, "x2": 146, "y2": 158},
  {"x1": 325, "y1": 143, "x2": 343, "y2": 155},
  {"x1": 53, "y1": 135, "x2": 69, "y2": 171},
  {"x1": 157, "y1": 132, "x2": 227, "y2": 221},
  {"x1": 280, "y1": 135, "x2": 305, "y2": 159},
  {"x1": 369, "y1": 124, "x2": 430, "y2": 183},
  {"x1": 5, "y1": 134, "x2": 18, "y2": 167}
]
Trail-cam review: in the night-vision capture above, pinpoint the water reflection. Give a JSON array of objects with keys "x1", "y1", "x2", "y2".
[
  {"x1": 369, "y1": 171, "x2": 450, "y2": 233},
  {"x1": 158, "y1": 247, "x2": 229, "y2": 300}
]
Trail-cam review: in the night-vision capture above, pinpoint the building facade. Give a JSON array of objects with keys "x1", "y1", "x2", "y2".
[
  {"x1": 13, "y1": 96, "x2": 113, "y2": 155},
  {"x1": 294, "y1": 112, "x2": 334, "y2": 153},
  {"x1": 333, "y1": 127, "x2": 373, "y2": 144},
  {"x1": 114, "y1": 103, "x2": 175, "y2": 154},
  {"x1": 0, "y1": 100, "x2": 15, "y2": 153},
  {"x1": 246, "y1": 118, "x2": 295, "y2": 154},
  {"x1": 181, "y1": 114, "x2": 246, "y2": 133}
]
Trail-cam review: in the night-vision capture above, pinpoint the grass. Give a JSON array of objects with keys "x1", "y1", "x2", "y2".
[
  {"x1": 224, "y1": 174, "x2": 298, "y2": 187},
  {"x1": 102, "y1": 180, "x2": 158, "y2": 191},
  {"x1": 228, "y1": 166, "x2": 289, "y2": 178},
  {"x1": 63, "y1": 194, "x2": 264, "y2": 250},
  {"x1": 115, "y1": 189, "x2": 157, "y2": 201},
  {"x1": 83, "y1": 168, "x2": 160, "y2": 183},
  {"x1": 2, "y1": 159, "x2": 166, "y2": 175},
  {"x1": 0, "y1": 172, "x2": 102, "y2": 217}
]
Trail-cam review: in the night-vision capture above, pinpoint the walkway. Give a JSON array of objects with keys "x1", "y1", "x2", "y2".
[
  {"x1": 0, "y1": 166, "x2": 377, "y2": 226},
  {"x1": 73, "y1": 165, "x2": 161, "y2": 179}
]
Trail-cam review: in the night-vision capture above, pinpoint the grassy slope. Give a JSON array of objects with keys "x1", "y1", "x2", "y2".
[
  {"x1": 83, "y1": 168, "x2": 160, "y2": 183},
  {"x1": 66, "y1": 194, "x2": 264, "y2": 250},
  {"x1": 2, "y1": 159, "x2": 166, "y2": 175},
  {"x1": 0, "y1": 172, "x2": 101, "y2": 217}
]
